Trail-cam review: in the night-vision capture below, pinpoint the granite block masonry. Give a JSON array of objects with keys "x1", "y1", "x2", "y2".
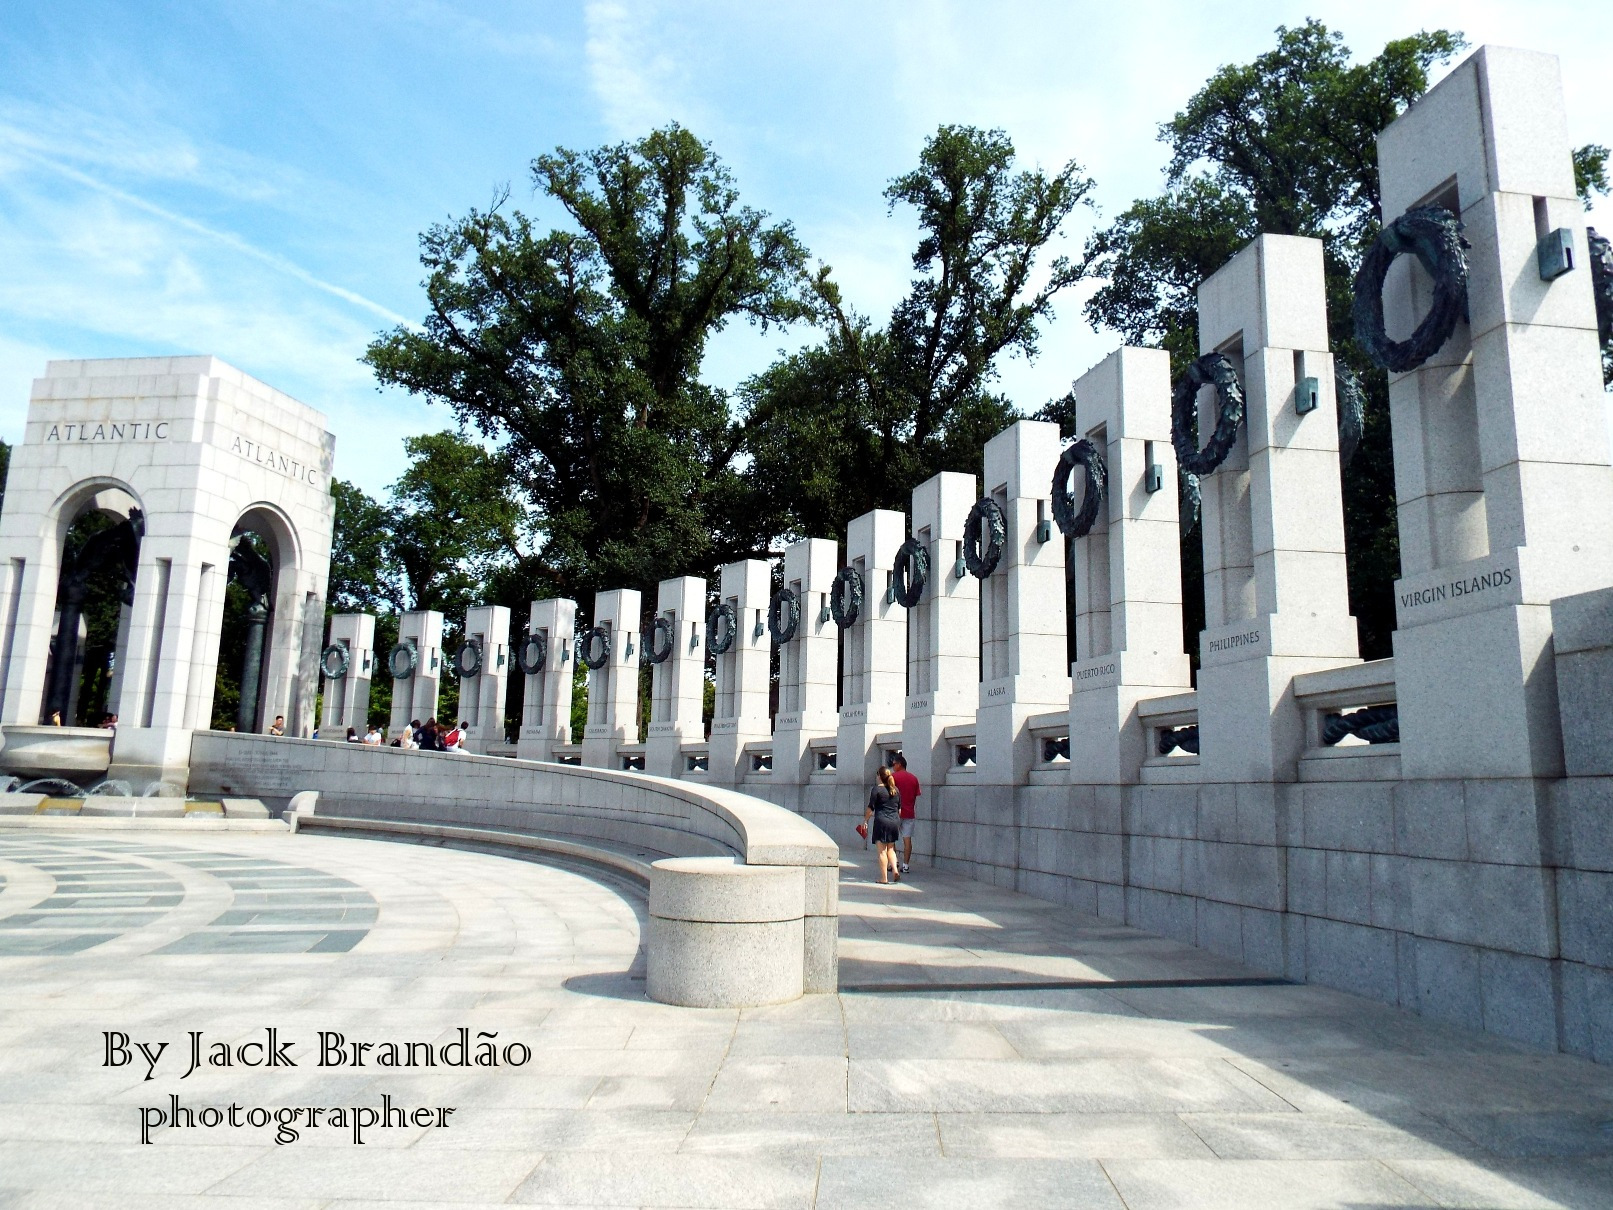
[{"x1": 0, "y1": 356, "x2": 334, "y2": 787}]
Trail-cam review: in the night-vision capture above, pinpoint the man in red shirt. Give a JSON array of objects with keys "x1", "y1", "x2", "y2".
[{"x1": 890, "y1": 755, "x2": 921, "y2": 875}]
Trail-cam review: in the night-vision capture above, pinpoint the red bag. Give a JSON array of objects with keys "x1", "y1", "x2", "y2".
[{"x1": 855, "y1": 821, "x2": 868, "y2": 839}]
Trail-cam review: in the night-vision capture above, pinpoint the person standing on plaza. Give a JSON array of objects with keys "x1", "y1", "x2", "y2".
[
  {"x1": 860, "y1": 766, "x2": 903, "y2": 884},
  {"x1": 363, "y1": 723, "x2": 383, "y2": 746},
  {"x1": 891, "y1": 754, "x2": 921, "y2": 875},
  {"x1": 268, "y1": 715, "x2": 286, "y2": 736}
]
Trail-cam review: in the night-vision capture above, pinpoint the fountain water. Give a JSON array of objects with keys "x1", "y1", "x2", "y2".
[
  {"x1": 140, "y1": 780, "x2": 187, "y2": 798},
  {"x1": 85, "y1": 779, "x2": 134, "y2": 797},
  {"x1": 15, "y1": 777, "x2": 84, "y2": 796}
]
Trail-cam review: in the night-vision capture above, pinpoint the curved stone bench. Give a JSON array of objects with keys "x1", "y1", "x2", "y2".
[{"x1": 186, "y1": 733, "x2": 839, "y2": 1005}]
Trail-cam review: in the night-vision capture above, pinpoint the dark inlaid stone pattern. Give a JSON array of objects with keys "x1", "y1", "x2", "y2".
[{"x1": 0, "y1": 836, "x2": 377, "y2": 954}]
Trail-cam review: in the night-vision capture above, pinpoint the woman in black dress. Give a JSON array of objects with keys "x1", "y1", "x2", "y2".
[{"x1": 862, "y1": 766, "x2": 903, "y2": 884}]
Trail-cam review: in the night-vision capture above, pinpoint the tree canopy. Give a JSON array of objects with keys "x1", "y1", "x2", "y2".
[
  {"x1": 365, "y1": 122, "x2": 1095, "y2": 601},
  {"x1": 328, "y1": 478, "x2": 398, "y2": 615},
  {"x1": 740, "y1": 124, "x2": 1097, "y2": 537},
  {"x1": 365, "y1": 124, "x2": 813, "y2": 604}
]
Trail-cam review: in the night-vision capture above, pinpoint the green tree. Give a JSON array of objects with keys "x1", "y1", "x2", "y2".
[
  {"x1": 1574, "y1": 143, "x2": 1610, "y2": 209},
  {"x1": 1081, "y1": 21, "x2": 1466, "y2": 662},
  {"x1": 322, "y1": 438, "x2": 524, "y2": 728},
  {"x1": 386, "y1": 431, "x2": 525, "y2": 617},
  {"x1": 210, "y1": 531, "x2": 272, "y2": 731},
  {"x1": 57, "y1": 508, "x2": 126, "y2": 726},
  {"x1": 366, "y1": 124, "x2": 812, "y2": 603},
  {"x1": 741, "y1": 124, "x2": 1097, "y2": 537},
  {"x1": 328, "y1": 479, "x2": 399, "y2": 614},
  {"x1": 385, "y1": 432, "x2": 527, "y2": 724},
  {"x1": 1576, "y1": 143, "x2": 1613, "y2": 387}
]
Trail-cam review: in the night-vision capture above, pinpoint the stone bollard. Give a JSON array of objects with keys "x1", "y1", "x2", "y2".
[{"x1": 646, "y1": 857, "x2": 807, "y2": 1008}]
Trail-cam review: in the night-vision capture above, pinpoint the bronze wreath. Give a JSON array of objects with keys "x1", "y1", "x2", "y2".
[
  {"x1": 767, "y1": 588, "x2": 801, "y2": 643},
  {"x1": 891, "y1": 539, "x2": 928, "y2": 607},
  {"x1": 830, "y1": 567, "x2": 864, "y2": 628},
  {"x1": 1352, "y1": 205, "x2": 1469, "y2": 373},
  {"x1": 1051, "y1": 438, "x2": 1107, "y2": 538},
  {"x1": 319, "y1": 643, "x2": 350, "y2": 679},
  {"x1": 963, "y1": 497, "x2": 1006, "y2": 578},
  {"x1": 645, "y1": 615, "x2": 675, "y2": 664},
  {"x1": 453, "y1": 638, "x2": 483, "y2": 677},
  {"x1": 579, "y1": 626, "x2": 611, "y2": 670},
  {"x1": 1171, "y1": 352, "x2": 1246, "y2": 477},
  {"x1": 707, "y1": 602, "x2": 738, "y2": 654},
  {"x1": 516, "y1": 631, "x2": 547, "y2": 675},
  {"x1": 387, "y1": 641, "x2": 417, "y2": 680}
]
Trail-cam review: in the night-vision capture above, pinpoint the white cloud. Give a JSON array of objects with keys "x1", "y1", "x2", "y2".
[
  {"x1": 384, "y1": 0, "x2": 567, "y2": 62},
  {"x1": 0, "y1": 112, "x2": 433, "y2": 495},
  {"x1": 0, "y1": 99, "x2": 286, "y2": 205},
  {"x1": 6, "y1": 148, "x2": 411, "y2": 328},
  {"x1": 583, "y1": 0, "x2": 699, "y2": 139}
]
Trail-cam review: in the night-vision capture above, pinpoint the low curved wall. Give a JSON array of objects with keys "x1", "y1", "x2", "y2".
[{"x1": 187, "y1": 733, "x2": 840, "y2": 1002}]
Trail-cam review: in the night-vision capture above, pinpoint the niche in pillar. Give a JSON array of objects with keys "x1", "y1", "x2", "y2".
[
  {"x1": 709, "y1": 561, "x2": 770, "y2": 785},
  {"x1": 516, "y1": 597, "x2": 575, "y2": 762},
  {"x1": 1192, "y1": 234, "x2": 1359, "y2": 783},
  {"x1": 772, "y1": 538, "x2": 839, "y2": 784},
  {"x1": 1387, "y1": 180, "x2": 1487, "y2": 573},
  {"x1": 581, "y1": 589, "x2": 641, "y2": 769},
  {"x1": 456, "y1": 604, "x2": 510, "y2": 753},
  {"x1": 1198, "y1": 340, "x2": 1256, "y2": 630},
  {"x1": 1067, "y1": 346, "x2": 1191, "y2": 784},
  {"x1": 974, "y1": 421, "x2": 1067, "y2": 786},
  {"x1": 388, "y1": 609, "x2": 443, "y2": 734},
  {"x1": 319, "y1": 612, "x2": 374, "y2": 734},
  {"x1": 645, "y1": 576, "x2": 706, "y2": 777},
  {"x1": 903, "y1": 473, "x2": 978, "y2": 793},
  {"x1": 837, "y1": 509, "x2": 907, "y2": 789},
  {"x1": 1375, "y1": 46, "x2": 1613, "y2": 778}
]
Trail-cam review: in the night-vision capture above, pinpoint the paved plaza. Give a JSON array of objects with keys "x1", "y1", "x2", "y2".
[{"x1": 1, "y1": 829, "x2": 1611, "y2": 1209}]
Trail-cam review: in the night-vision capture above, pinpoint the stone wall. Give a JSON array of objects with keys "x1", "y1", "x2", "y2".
[{"x1": 740, "y1": 769, "x2": 1611, "y2": 1064}]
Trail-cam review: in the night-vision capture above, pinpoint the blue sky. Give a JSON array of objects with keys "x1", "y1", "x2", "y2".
[{"x1": 2, "y1": 0, "x2": 1609, "y2": 497}]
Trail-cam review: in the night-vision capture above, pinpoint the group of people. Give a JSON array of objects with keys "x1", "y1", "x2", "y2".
[
  {"x1": 42, "y1": 711, "x2": 118, "y2": 728},
  {"x1": 860, "y1": 754, "x2": 921, "y2": 885},
  {"x1": 341, "y1": 717, "x2": 470, "y2": 752}
]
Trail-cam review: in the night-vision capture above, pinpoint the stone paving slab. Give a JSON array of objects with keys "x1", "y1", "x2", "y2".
[{"x1": 2, "y1": 830, "x2": 1612, "y2": 1208}]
